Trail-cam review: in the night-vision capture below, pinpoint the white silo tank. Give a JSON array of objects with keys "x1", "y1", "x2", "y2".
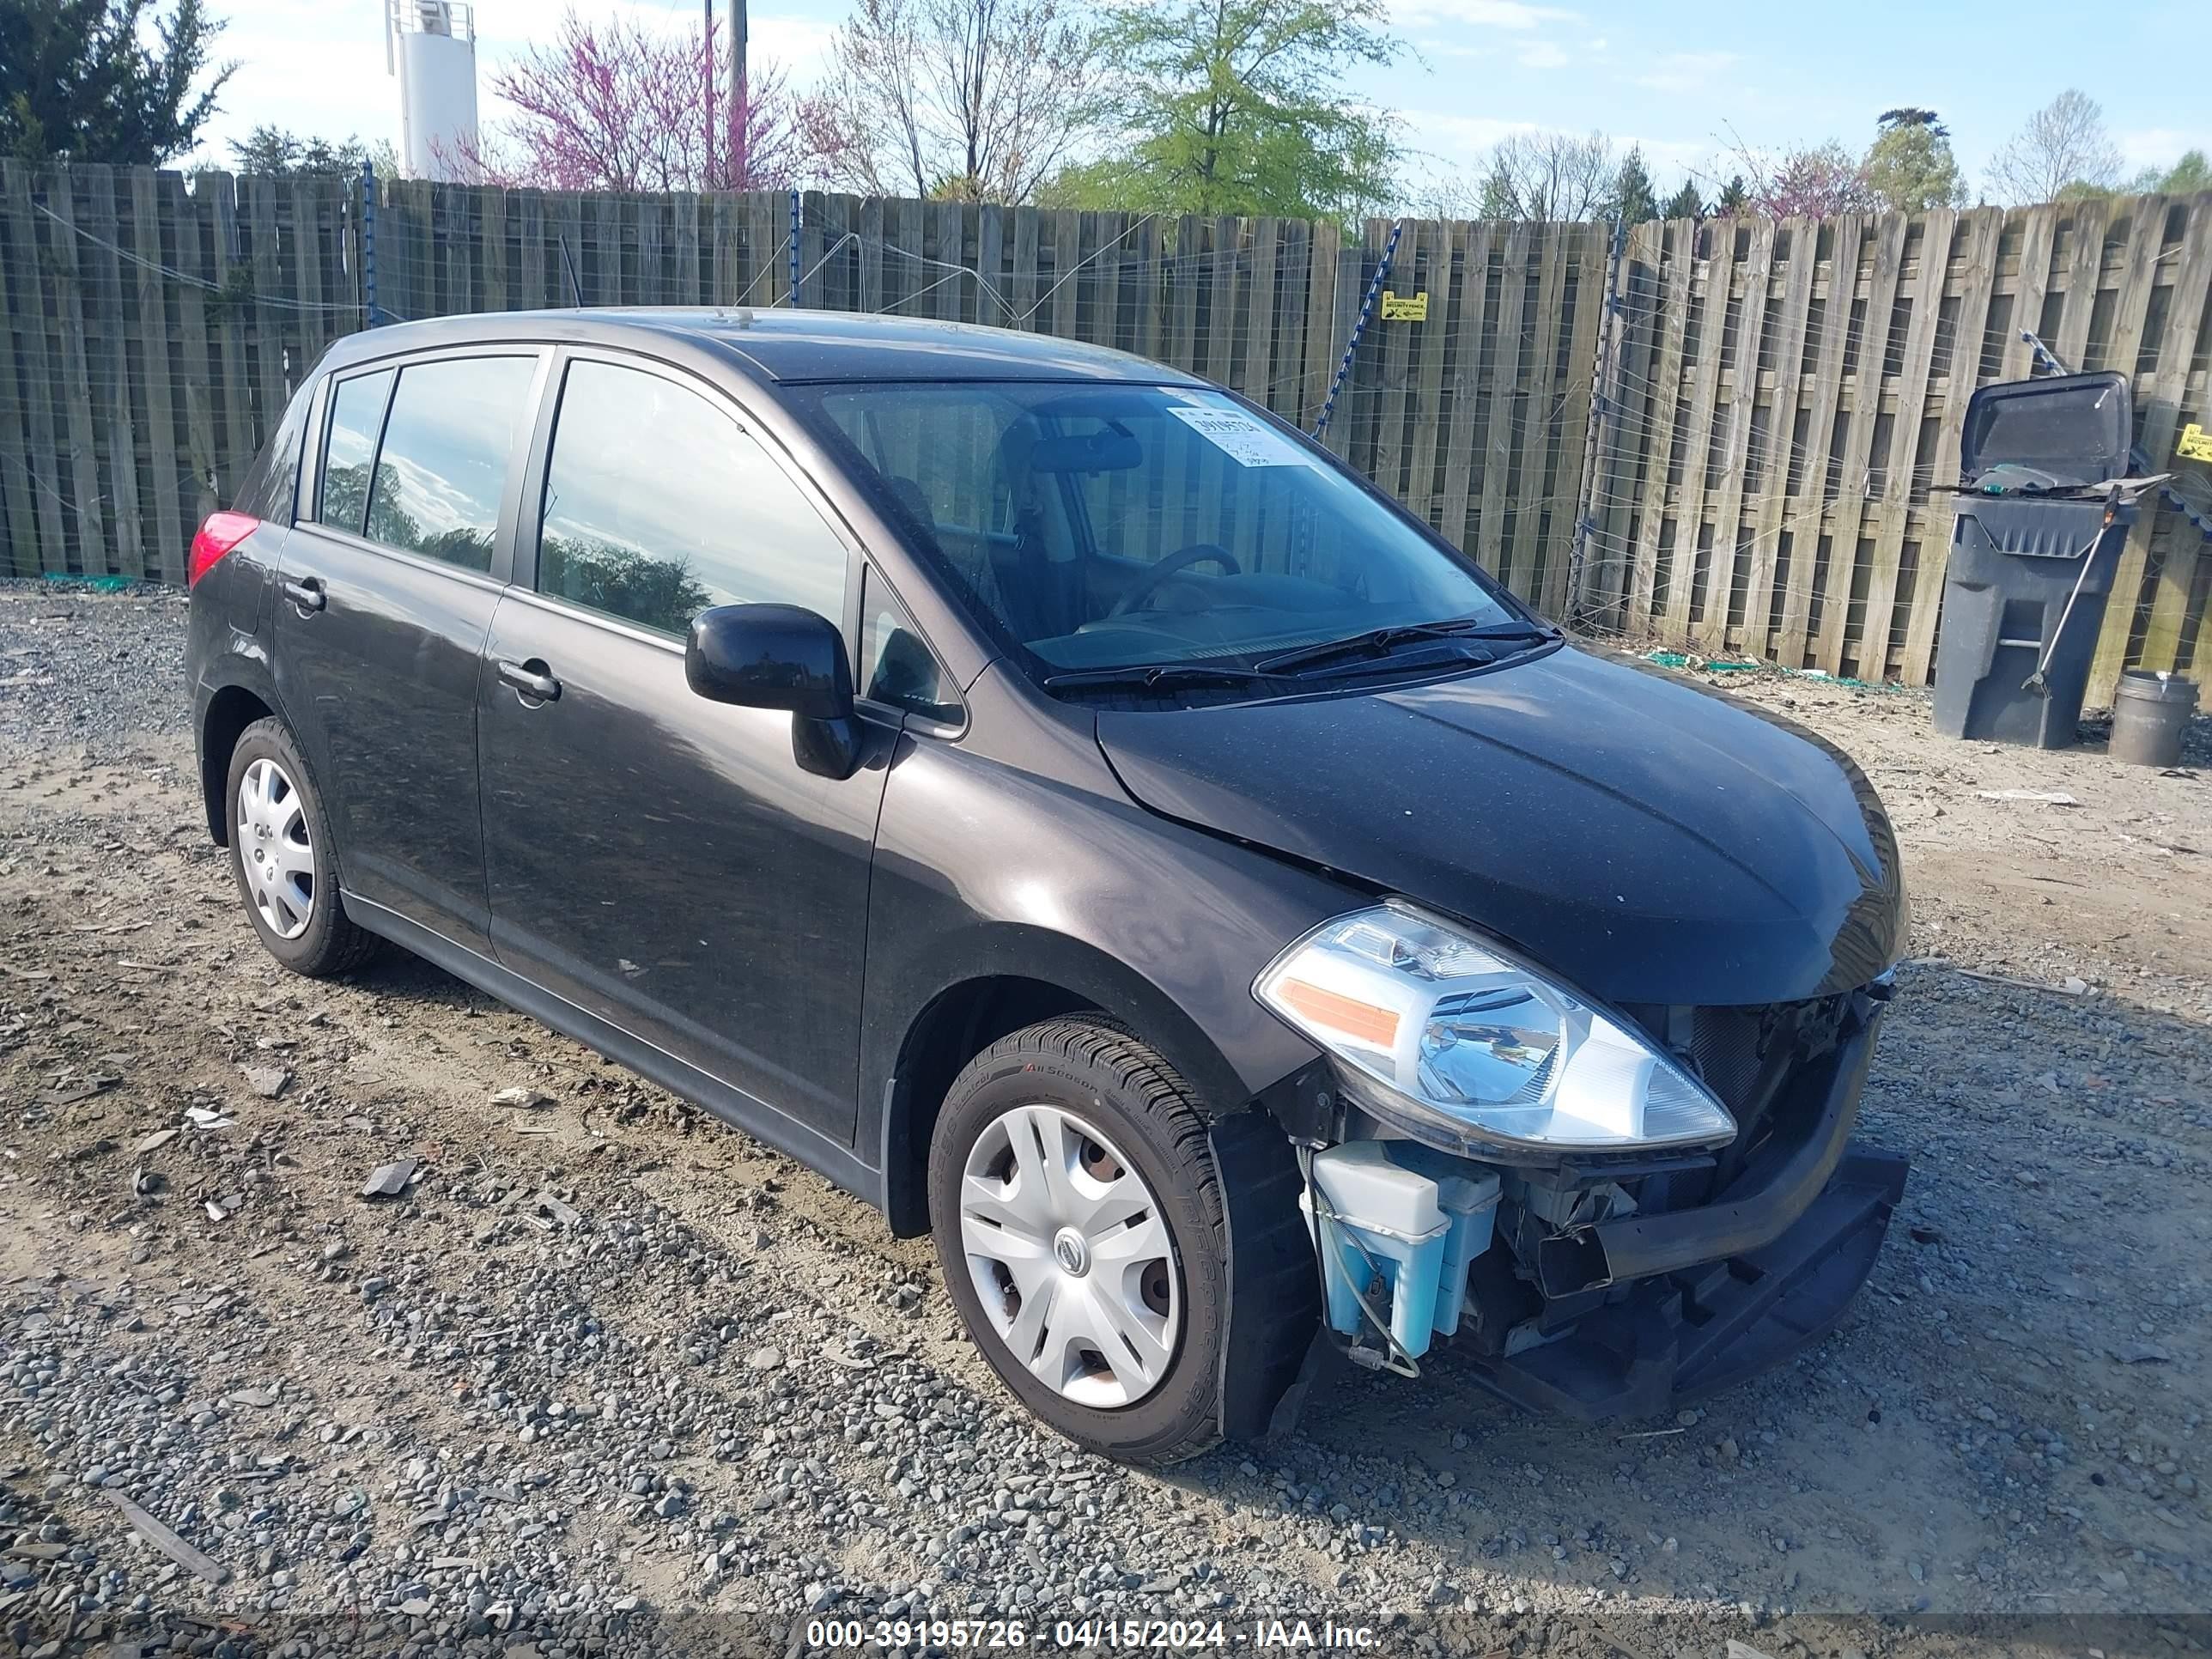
[{"x1": 387, "y1": 1, "x2": 481, "y2": 181}]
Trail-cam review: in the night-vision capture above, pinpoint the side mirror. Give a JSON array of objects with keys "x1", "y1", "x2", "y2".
[{"x1": 685, "y1": 603, "x2": 862, "y2": 779}]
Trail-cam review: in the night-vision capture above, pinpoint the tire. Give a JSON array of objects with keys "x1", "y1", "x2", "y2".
[
  {"x1": 928, "y1": 1015, "x2": 1229, "y2": 1466},
  {"x1": 223, "y1": 716, "x2": 381, "y2": 978}
]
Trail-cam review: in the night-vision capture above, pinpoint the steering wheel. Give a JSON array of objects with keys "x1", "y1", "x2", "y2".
[{"x1": 1107, "y1": 544, "x2": 1242, "y2": 618}]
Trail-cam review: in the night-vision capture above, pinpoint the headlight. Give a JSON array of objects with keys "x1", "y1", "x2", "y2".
[{"x1": 1255, "y1": 902, "x2": 1735, "y2": 1156}]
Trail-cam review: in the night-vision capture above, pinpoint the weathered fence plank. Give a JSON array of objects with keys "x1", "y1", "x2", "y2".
[
  {"x1": 2129, "y1": 205, "x2": 2212, "y2": 678},
  {"x1": 1694, "y1": 217, "x2": 1773, "y2": 654},
  {"x1": 1737, "y1": 216, "x2": 1817, "y2": 659}
]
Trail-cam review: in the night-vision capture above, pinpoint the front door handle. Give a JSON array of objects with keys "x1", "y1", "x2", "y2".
[
  {"x1": 282, "y1": 577, "x2": 325, "y2": 613},
  {"x1": 496, "y1": 658, "x2": 562, "y2": 702}
]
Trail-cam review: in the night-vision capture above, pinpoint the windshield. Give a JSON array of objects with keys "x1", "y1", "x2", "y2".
[{"x1": 799, "y1": 381, "x2": 1519, "y2": 680}]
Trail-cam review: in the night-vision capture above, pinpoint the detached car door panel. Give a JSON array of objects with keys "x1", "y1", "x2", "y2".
[
  {"x1": 276, "y1": 351, "x2": 544, "y2": 951},
  {"x1": 477, "y1": 353, "x2": 884, "y2": 1145}
]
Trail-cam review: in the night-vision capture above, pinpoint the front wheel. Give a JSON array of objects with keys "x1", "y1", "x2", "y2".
[{"x1": 928, "y1": 1017, "x2": 1230, "y2": 1466}]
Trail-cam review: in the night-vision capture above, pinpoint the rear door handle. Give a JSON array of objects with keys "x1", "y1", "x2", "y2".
[
  {"x1": 496, "y1": 658, "x2": 562, "y2": 702},
  {"x1": 282, "y1": 577, "x2": 325, "y2": 613}
]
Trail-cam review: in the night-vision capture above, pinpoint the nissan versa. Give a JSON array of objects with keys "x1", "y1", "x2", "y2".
[{"x1": 185, "y1": 309, "x2": 1907, "y2": 1465}]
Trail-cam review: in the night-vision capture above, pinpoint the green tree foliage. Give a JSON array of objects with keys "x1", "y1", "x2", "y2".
[
  {"x1": 0, "y1": 0, "x2": 231, "y2": 164},
  {"x1": 225, "y1": 125, "x2": 371, "y2": 177},
  {"x1": 1662, "y1": 179, "x2": 1704, "y2": 220},
  {"x1": 2157, "y1": 150, "x2": 2211, "y2": 193},
  {"x1": 1055, "y1": 0, "x2": 1399, "y2": 221},
  {"x1": 1863, "y1": 107, "x2": 1966, "y2": 211},
  {"x1": 1714, "y1": 174, "x2": 1749, "y2": 214},
  {"x1": 2107, "y1": 149, "x2": 2211, "y2": 197},
  {"x1": 1610, "y1": 144, "x2": 1659, "y2": 223}
]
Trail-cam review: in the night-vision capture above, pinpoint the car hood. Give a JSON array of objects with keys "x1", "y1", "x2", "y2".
[{"x1": 1094, "y1": 646, "x2": 1903, "y2": 1008}]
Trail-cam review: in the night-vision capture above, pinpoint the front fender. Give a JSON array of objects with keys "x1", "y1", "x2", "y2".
[{"x1": 859, "y1": 720, "x2": 1358, "y2": 1172}]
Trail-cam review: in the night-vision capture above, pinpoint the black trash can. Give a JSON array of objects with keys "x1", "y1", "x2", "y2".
[{"x1": 1932, "y1": 373, "x2": 2138, "y2": 748}]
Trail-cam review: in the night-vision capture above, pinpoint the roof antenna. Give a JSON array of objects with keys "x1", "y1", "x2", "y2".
[{"x1": 557, "y1": 234, "x2": 584, "y2": 307}]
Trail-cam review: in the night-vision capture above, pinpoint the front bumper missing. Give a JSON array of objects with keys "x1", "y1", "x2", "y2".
[
  {"x1": 1472, "y1": 1003, "x2": 1905, "y2": 1419},
  {"x1": 1471, "y1": 1138, "x2": 1907, "y2": 1419},
  {"x1": 1230, "y1": 990, "x2": 1906, "y2": 1436}
]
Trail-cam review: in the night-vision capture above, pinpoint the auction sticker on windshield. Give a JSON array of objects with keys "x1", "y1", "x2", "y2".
[{"x1": 1166, "y1": 401, "x2": 1321, "y2": 468}]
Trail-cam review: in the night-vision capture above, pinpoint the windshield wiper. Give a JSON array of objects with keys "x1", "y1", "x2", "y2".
[
  {"x1": 1041, "y1": 661, "x2": 1273, "y2": 694},
  {"x1": 1254, "y1": 618, "x2": 1559, "y2": 678}
]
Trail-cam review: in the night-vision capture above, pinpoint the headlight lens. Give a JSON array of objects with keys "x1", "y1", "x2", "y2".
[{"x1": 1255, "y1": 903, "x2": 1735, "y2": 1154}]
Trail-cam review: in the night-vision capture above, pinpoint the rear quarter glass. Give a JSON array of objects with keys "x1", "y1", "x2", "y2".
[{"x1": 210, "y1": 377, "x2": 314, "y2": 632}]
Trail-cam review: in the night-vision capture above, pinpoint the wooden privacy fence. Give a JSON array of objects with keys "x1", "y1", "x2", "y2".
[
  {"x1": 1582, "y1": 194, "x2": 2212, "y2": 702},
  {"x1": 0, "y1": 159, "x2": 2205, "y2": 696},
  {"x1": 0, "y1": 161, "x2": 1610, "y2": 629}
]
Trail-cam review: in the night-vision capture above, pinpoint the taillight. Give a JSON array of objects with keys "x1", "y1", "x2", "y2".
[{"x1": 187, "y1": 511, "x2": 260, "y2": 588}]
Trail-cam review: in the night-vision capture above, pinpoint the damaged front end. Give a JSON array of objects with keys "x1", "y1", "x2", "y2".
[{"x1": 1249, "y1": 903, "x2": 1907, "y2": 1421}]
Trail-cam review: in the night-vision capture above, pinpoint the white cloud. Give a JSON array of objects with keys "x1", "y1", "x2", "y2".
[
  {"x1": 2118, "y1": 126, "x2": 2211, "y2": 168},
  {"x1": 1630, "y1": 50, "x2": 1740, "y2": 94},
  {"x1": 186, "y1": 0, "x2": 398, "y2": 163},
  {"x1": 748, "y1": 14, "x2": 840, "y2": 83},
  {"x1": 1517, "y1": 41, "x2": 1571, "y2": 70},
  {"x1": 1415, "y1": 38, "x2": 1497, "y2": 59},
  {"x1": 1391, "y1": 0, "x2": 1578, "y2": 32}
]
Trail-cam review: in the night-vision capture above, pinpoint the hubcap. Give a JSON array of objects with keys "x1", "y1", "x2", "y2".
[
  {"x1": 958, "y1": 1103, "x2": 1180, "y2": 1409},
  {"x1": 236, "y1": 757, "x2": 314, "y2": 940}
]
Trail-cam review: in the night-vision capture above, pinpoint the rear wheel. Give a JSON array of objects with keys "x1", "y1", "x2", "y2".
[
  {"x1": 928, "y1": 1016, "x2": 1229, "y2": 1466},
  {"x1": 224, "y1": 717, "x2": 380, "y2": 978}
]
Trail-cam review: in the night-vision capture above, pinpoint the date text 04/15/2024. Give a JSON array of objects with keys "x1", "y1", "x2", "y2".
[{"x1": 801, "y1": 1618, "x2": 1385, "y2": 1650}]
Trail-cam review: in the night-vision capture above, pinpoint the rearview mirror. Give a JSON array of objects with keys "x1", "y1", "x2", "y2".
[
  {"x1": 1026, "y1": 427, "x2": 1142, "y2": 473},
  {"x1": 685, "y1": 603, "x2": 861, "y2": 779}
]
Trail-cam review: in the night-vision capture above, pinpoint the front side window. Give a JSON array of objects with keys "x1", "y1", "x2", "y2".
[
  {"x1": 315, "y1": 368, "x2": 392, "y2": 536},
  {"x1": 364, "y1": 356, "x2": 538, "y2": 572},
  {"x1": 800, "y1": 382, "x2": 1516, "y2": 682},
  {"x1": 537, "y1": 359, "x2": 848, "y2": 636}
]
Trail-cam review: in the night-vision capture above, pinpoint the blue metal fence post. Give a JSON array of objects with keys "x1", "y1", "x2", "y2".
[
  {"x1": 1311, "y1": 220, "x2": 1401, "y2": 441},
  {"x1": 360, "y1": 159, "x2": 380, "y2": 326},
  {"x1": 789, "y1": 190, "x2": 801, "y2": 307},
  {"x1": 1568, "y1": 217, "x2": 1626, "y2": 627}
]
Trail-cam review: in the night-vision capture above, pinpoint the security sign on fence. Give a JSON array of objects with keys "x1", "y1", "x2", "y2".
[{"x1": 0, "y1": 159, "x2": 2205, "y2": 696}]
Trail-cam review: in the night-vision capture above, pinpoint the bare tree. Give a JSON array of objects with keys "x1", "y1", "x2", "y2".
[
  {"x1": 805, "y1": 0, "x2": 1100, "y2": 204},
  {"x1": 1985, "y1": 89, "x2": 2123, "y2": 205},
  {"x1": 1474, "y1": 131, "x2": 1616, "y2": 222}
]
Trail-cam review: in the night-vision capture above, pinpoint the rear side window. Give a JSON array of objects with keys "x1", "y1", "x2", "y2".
[
  {"x1": 536, "y1": 358, "x2": 848, "y2": 636},
  {"x1": 315, "y1": 368, "x2": 392, "y2": 536},
  {"x1": 366, "y1": 356, "x2": 538, "y2": 572}
]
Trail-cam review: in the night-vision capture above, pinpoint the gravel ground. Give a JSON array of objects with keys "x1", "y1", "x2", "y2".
[{"x1": 1, "y1": 586, "x2": 2208, "y2": 1659}]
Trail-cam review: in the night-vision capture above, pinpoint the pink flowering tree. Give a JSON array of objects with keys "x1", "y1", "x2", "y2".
[
  {"x1": 1717, "y1": 130, "x2": 1881, "y2": 219},
  {"x1": 456, "y1": 8, "x2": 809, "y2": 191}
]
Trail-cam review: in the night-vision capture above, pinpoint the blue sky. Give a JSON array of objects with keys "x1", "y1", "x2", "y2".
[{"x1": 189, "y1": 0, "x2": 2210, "y2": 199}]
